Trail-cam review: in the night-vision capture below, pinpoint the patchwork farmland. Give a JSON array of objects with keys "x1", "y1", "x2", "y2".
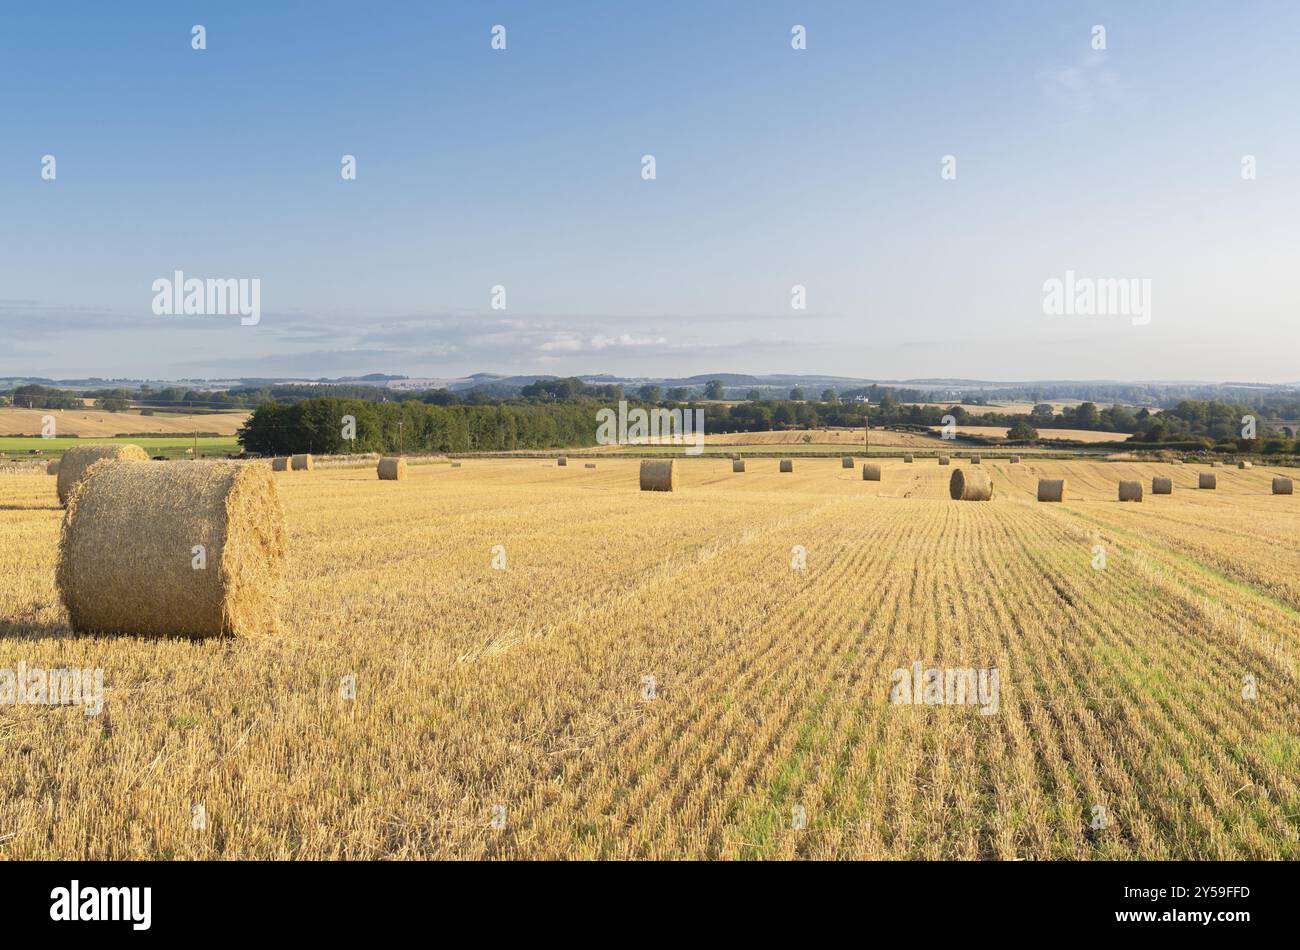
[{"x1": 1, "y1": 457, "x2": 1297, "y2": 859}]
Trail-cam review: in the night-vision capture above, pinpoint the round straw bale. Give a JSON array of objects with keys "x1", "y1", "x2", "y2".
[
  {"x1": 1009, "y1": 456, "x2": 1021, "y2": 464},
  {"x1": 1037, "y1": 479, "x2": 1066, "y2": 502},
  {"x1": 451, "y1": 462, "x2": 462, "y2": 468},
  {"x1": 841, "y1": 456, "x2": 853, "y2": 468},
  {"x1": 291, "y1": 453, "x2": 313, "y2": 471},
  {"x1": 270, "y1": 457, "x2": 289, "y2": 472},
  {"x1": 938, "y1": 456, "x2": 951, "y2": 465},
  {"x1": 732, "y1": 459, "x2": 745, "y2": 473},
  {"x1": 903, "y1": 454, "x2": 914, "y2": 463},
  {"x1": 970, "y1": 455, "x2": 981, "y2": 464},
  {"x1": 1199, "y1": 473, "x2": 1217, "y2": 489},
  {"x1": 950, "y1": 468, "x2": 993, "y2": 501},
  {"x1": 377, "y1": 457, "x2": 406, "y2": 480},
  {"x1": 779, "y1": 459, "x2": 793, "y2": 473},
  {"x1": 1152, "y1": 476, "x2": 1173, "y2": 494},
  {"x1": 1210, "y1": 461, "x2": 1221, "y2": 468},
  {"x1": 584, "y1": 462, "x2": 596, "y2": 469},
  {"x1": 1238, "y1": 460, "x2": 1253, "y2": 469},
  {"x1": 1272, "y1": 477, "x2": 1293, "y2": 495},
  {"x1": 57, "y1": 461, "x2": 286, "y2": 637},
  {"x1": 557, "y1": 457, "x2": 567, "y2": 467},
  {"x1": 640, "y1": 459, "x2": 676, "y2": 492},
  {"x1": 1118, "y1": 480, "x2": 1143, "y2": 502},
  {"x1": 46, "y1": 459, "x2": 60, "y2": 475},
  {"x1": 56, "y1": 444, "x2": 149, "y2": 506},
  {"x1": 862, "y1": 463, "x2": 881, "y2": 481}
]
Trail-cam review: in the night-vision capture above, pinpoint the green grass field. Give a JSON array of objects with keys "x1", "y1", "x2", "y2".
[{"x1": 0, "y1": 435, "x2": 239, "y2": 459}]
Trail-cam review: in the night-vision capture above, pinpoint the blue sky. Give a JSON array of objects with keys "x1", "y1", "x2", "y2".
[{"x1": 2, "y1": 2, "x2": 1298, "y2": 381}]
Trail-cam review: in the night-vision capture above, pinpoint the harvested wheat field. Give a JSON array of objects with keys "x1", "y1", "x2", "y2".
[{"x1": 0, "y1": 457, "x2": 1297, "y2": 860}]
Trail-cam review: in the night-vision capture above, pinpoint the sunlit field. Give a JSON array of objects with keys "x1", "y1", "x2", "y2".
[{"x1": 1, "y1": 457, "x2": 1297, "y2": 859}]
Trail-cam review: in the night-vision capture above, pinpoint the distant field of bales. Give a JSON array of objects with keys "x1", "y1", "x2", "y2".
[
  {"x1": 1, "y1": 456, "x2": 1297, "y2": 859},
  {"x1": 0, "y1": 407, "x2": 250, "y2": 437},
  {"x1": 931, "y1": 425, "x2": 1124, "y2": 443}
]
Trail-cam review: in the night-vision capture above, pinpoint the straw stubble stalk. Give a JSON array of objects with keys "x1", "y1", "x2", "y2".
[
  {"x1": 377, "y1": 457, "x2": 406, "y2": 480},
  {"x1": 949, "y1": 468, "x2": 992, "y2": 501},
  {"x1": 639, "y1": 459, "x2": 676, "y2": 492},
  {"x1": 57, "y1": 460, "x2": 287, "y2": 637},
  {"x1": 56, "y1": 444, "x2": 149, "y2": 506},
  {"x1": 1118, "y1": 480, "x2": 1143, "y2": 502},
  {"x1": 1037, "y1": 479, "x2": 1066, "y2": 502}
]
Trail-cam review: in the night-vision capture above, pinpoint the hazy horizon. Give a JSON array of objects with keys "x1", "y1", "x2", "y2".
[{"x1": 5, "y1": 2, "x2": 1299, "y2": 381}]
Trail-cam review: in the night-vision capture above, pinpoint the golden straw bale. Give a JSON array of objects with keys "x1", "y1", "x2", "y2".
[
  {"x1": 1152, "y1": 476, "x2": 1173, "y2": 494},
  {"x1": 1238, "y1": 460, "x2": 1253, "y2": 470},
  {"x1": 1118, "y1": 480, "x2": 1143, "y2": 502},
  {"x1": 779, "y1": 459, "x2": 793, "y2": 473},
  {"x1": 903, "y1": 454, "x2": 914, "y2": 463},
  {"x1": 271, "y1": 457, "x2": 289, "y2": 472},
  {"x1": 938, "y1": 456, "x2": 951, "y2": 465},
  {"x1": 1037, "y1": 479, "x2": 1066, "y2": 502},
  {"x1": 291, "y1": 454, "x2": 313, "y2": 471},
  {"x1": 950, "y1": 468, "x2": 993, "y2": 501},
  {"x1": 1199, "y1": 473, "x2": 1217, "y2": 489},
  {"x1": 732, "y1": 460, "x2": 745, "y2": 473},
  {"x1": 1272, "y1": 477, "x2": 1293, "y2": 495},
  {"x1": 57, "y1": 460, "x2": 286, "y2": 637},
  {"x1": 639, "y1": 459, "x2": 676, "y2": 491},
  {"x1": 861, "y1": 463, "x2": 881, "y2": 481},
  {"x1": 556, "y1": 457, "x2": 567, "y2": 467},
  {"x1": 377, "y1": 457, "x2": 406, "y2": 480},
  {"x1": 56, "y1": 444, "x2": 149, "y2": 506},
  {"x1": 841, "y1": 457, "x2": 853, "y2": 468}
]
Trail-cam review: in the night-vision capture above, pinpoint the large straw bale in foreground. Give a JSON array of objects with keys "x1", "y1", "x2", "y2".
[
  {"x1": 291, "y1": 453, "x2": 313, "y2": 471},
  {"x1": 861, "y1": 463, "x2": 881, "y2": 481},
  {"x1": 1152, "y1": 476, "x2": 1173, "y2": 494},
  {"x1": 1037, "y1": 479, "x2": 1066, "y2": 502},
  {"x1": 57, "y1": 461, "x2": 286, "y2": 637},
  {"x1": 377, "y1": 457, "x2": 406, "y2": 480},
  {"x1": 779, "y1": 459, "x2": 793, "y2": 473},
  {"x1": 56, "y1": 444, "x2": 149, "y2": 506},
  {"x1": 1272, "y1": 477, "x2": 1293, "y2": 495},
  {"x1": 1199, "y1": 473, "x2": 1217, "y2": 489},
  {"x1": 639, "y1": 459, "x2": 676, "y2": 492},
  {"x1": 270, "y1": 457, "x2": 289, "y2": 472},
  {"x1": 949, "y1": 468, "x2": 992, "y2": 501},
  {"x1": 1118, "y1": 480, "x2": 1143, "y2": 502}
]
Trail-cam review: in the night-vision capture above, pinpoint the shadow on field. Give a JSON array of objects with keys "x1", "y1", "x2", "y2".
[
  {"x1": 0, "y1": 503, "x2": 62, "y2": 511},
  {"x1": 0, "y1": 617, "x2": 69, "y2": 640}
]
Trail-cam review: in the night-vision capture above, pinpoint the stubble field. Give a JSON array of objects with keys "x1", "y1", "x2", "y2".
[{"x1": 1, "y1": 457, "x2": 1297, "y2": 859}]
